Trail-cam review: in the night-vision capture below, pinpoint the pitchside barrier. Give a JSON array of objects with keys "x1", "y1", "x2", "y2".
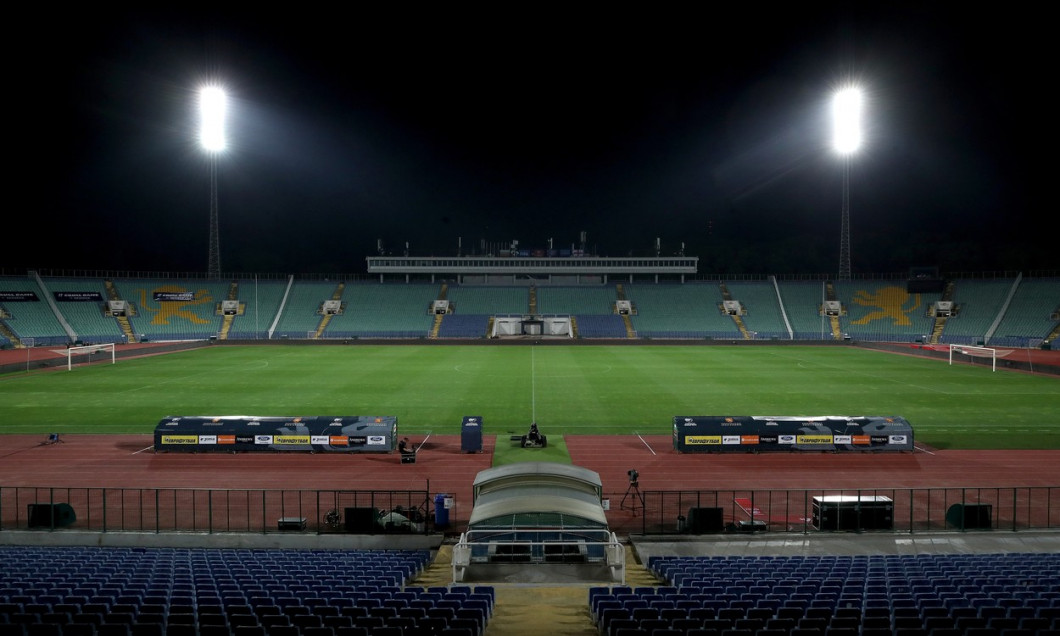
[
  {"x1": 673, "y1": 416, "x2": 914, "y2": 453},
  {"x1": 154, "y1": 415, "x2": 397, "y2": 453}
]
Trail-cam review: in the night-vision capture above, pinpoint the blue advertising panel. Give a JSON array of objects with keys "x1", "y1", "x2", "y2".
[
  {"x1": 154, "y1": 415, "x2": 398, "y2": 453},
  {"x1": 673, "y1": 416, "x2": 913, "y2": 453}
]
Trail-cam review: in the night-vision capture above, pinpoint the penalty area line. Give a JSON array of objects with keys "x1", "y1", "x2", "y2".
[{"x1": 635, "y1": 432, "x2": 657, "y2": 456}]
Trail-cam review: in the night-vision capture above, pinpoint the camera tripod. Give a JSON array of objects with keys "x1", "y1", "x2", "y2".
[{"x1": 620, "y1": 480, "x2": 642, "y2": 516}]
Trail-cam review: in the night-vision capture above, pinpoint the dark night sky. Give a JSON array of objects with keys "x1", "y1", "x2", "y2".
[{"x1": 13, "y1": 6, "x2": 1054, "y2": 276}]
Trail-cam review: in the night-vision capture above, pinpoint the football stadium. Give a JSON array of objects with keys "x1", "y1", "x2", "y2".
[
  {"x1": 2, "y1": 267, "x2": 1059, "y2": 635},
  {"x1": 5, "y1": 7, "x2": 1060, "y2": 636}
]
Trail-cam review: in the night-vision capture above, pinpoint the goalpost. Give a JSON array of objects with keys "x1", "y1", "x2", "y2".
[
  {"x1": 948, "y1": 343, "x2": 997, "y2": 372},
  {"x1": 65, "y1": 343, "x2": 116, "y2": 370}
]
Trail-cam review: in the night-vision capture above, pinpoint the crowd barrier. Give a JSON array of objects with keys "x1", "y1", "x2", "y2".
[{"x1": 3, "y1": 485, "x2": 1059, "y2": 536}]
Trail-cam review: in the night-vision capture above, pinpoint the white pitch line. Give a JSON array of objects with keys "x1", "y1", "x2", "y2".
[
  {"x1": 415, "y1": 432, "x2": 432, "y2": 452},
  {"x1": 913, "y1": 444, "x2": 936, "y2": 456},
  {"x1": 132, "y1": 446, "x2": 153, "y2": 455},
  {"x1": 636, "y1": 433, "x2": 657, "y2": 456}
]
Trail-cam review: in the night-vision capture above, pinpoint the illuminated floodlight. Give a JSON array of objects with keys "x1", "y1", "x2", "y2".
[
  {"x1": 832, "y1": 87, "x2": 862, "y2": 155},
  {"x1": 199, "y1": 86, "x2": 227, "y2": 152}
]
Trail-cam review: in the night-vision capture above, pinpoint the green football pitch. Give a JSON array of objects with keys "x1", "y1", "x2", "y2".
[{"x1": 1, "y1": 344, "x2": 1057, "y2": 449}]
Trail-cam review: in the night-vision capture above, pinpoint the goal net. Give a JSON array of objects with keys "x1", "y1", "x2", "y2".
[
  {"x1": 948, "y1": 344, "x2": 998, "y2": 372},
  {"x1": 65, "y1": 343, "x2": 116, "y2": 370}
]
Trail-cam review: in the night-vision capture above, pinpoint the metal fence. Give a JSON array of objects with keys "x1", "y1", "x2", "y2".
[
  {"x1": 5, "y1": 485, "x2": 1059, "y2": 537},
  {"x1": 605, "y1": 487, "x2": 1060, "y2": 535},
  {"x1": 1, "y1": 486, "x2": 432, "y2": 535}
]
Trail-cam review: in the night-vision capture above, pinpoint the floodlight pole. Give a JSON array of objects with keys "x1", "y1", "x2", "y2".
[
  {"x1": 200, "y1": 85, "x2": 226, "y2": 279},
  {"x1": 832, "y1": 86, "x2": 861, "y2": 282},
  {"x1": 838, "y1": 158, "x2": 851, "y2": 280},
  {"x1": 208, "y1": 158, "x2": 221, "y2": 278}
]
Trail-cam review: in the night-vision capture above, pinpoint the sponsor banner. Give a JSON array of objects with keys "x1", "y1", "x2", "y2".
[
  {"x1": 889, "y1": 435, "x2": 909, "y2": 445},
  {"x1": 797, "y1": 435, "x2": 833, "y2": 445},
  {"x1": 758, "y1": 435, "x2": 779, "y2": 445},
  {"x1": 255, "y1": 435, "x2": 273, "y2": 445},
  {"x1": 55, "y1": 291, "x2": 104, "y2": 301},
  {"x1": 741, "y1": 435, "x2": 760, "y2": 445},
  {"x1": 328, "y1": 436, "x2": 349, "y2": 446},
  {"x1": 0, "y1": 291, "x2": 39, "y2": 301},
  {"x1": 217, "y1": 435, "x2": 236, "y2": 444},
  {"x1": 198, "y1": 435, "x2": 217, "y2": 445},
  {"x1": 871, "y1": 435, "x2": 889, "y2": 445},
  {"x1": 833, "y1": 435, "x2": 853, "y2": 445},
  {"x1": 722, "y1": 435, "x2": 741, "y2": 445},
  {"x1": 161, "y1": 435, "x2": 198, "y2": 445},
  {"x1": 235, "y1": 435, "x2": 255, "y2": 444},
  {"x1": 852, "y1": 435, "x2": 872, "y2": 445},
  {"x1": 274, "y1": 435, "x2": 310, "y2": 445},
  {"x1": 366, "y1": 435, "x2": 387, "y2": 446},
  {"x1": 348, "y1": 436, "x2": 368, "y2": 445},
  {"x1": 154, "y1": 291, "x2": 195, "y2": 302},
  {"x1": 310, "y1": 436, "x2": 330, "y2": 445},
  {"x1": 778, "y1": 435, "x2": 797, "y2": 445},
  {"x1": 685, "y1": 435, "x2": 722, "y2": 445}
]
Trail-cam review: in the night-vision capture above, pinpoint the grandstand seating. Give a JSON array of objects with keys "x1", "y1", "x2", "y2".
[
  {"x1": 535, "y1": 286, "x2": 617, "y2": 315},
  {"x1": 327, "y1": 284, "x2": 436, "y2": 338},
  {"x1": 627, "y1": 284, "x2": 739, "y2": 339},
  {"x1": 723, "y1": 281, "x2": 788, "y2": 340},
  {"x1": 938, "y1": 279, "x2": 1015, "y2": 345},
  {"x1": 574, "y1": 314, "x2": 629, "y2": 338},
  {"x1": 0, "y1": 546, "x2": 494, "y2": 636},
  {"x1": 436, "y1": 314, "x2": 490, "y2": 338},
  {"x1": 836, "y1": 280, "x2": 939, "y2": 343},
  {"x1": 110, "y1": 279, "x2": 231, "y2": 341},
  {"x1": 271, "y1": 281, "x2": 342, "y2": 339},
  {"x1": 225, "y1": 279, "x2": 289, "y2": 340},
  {"x1": 990, "y1": 278, "x2": 1060, "y2": 347},
  {"x1": 588, "y1": 553, "x2": 1060, "y2": 636},
  {"x1": 776, "y1": 281, "x2": 830, "y2": 340},
  {"x1": 2, "y1": 274, "x2": 1056, "y2": 346},
  {"x1": 39, "y1": 278, "x2": 125, "y2": 344},
  {"x1": 0, "y1": 277, "x2": 69, "y2": 346},
  {"x1": 446, "y1": 286, "x2": 528, "y2": 315}
]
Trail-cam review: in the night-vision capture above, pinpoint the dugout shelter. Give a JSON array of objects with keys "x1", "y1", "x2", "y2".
[
  {"x1": 453, "y1": 462, "x2": 623, "y2": 580},
  {"x1": 154, "y1": 415, "x2": 397, "y2": 453},
  {"x1": 673, "y1": 415, "x2": 914, "y2": 453}
]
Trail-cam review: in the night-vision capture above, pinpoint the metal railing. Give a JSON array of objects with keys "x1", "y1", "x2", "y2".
[
  {"x1": 609, "y1": 487, "x2": 1060, "y2": 535},
  {"x1": 1, "y1": 486, "x2": 431, "y2": 535},
  {"x1": 5, "y1": 485, "x2": 1059, "y2": 537}
]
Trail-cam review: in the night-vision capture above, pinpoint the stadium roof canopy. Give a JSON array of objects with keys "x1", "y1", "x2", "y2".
[{"x1": 469, "y1": 462, "x2": 608, "y2": 528}]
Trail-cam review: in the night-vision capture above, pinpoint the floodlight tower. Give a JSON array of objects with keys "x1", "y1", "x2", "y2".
[
  {"x1": 832, "y1": 86, "x2": 862, "y2": 281},
  {"x1": 200, "y1": 86, "x2": 227, "y2": 278}
]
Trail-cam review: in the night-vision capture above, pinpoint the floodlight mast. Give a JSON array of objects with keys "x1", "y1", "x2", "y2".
[
  {"x1": 200, "y1": 86, "x2": 226, "y2": 278},
  {"x1": 832, "y1": 87, "x2": 862, "y2": 281}
]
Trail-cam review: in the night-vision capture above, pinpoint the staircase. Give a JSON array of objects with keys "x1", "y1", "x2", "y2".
[
  {"x1": 104, "y1": 280, "x2": 138, "y2": 343},
  {"x1": 313, "y1": 282, "x2": 346, "y2": 339},
  {"x1": 218, "y1": 281, "x2": 239, "y2": 340},
  {"x1": 0, "y1": 320, "x2": 22, "y2": 347},
  {"x1": 621, "y1": 314, "x2": 636, "y2": 338},
  {"x1": 570, "y1": 316, "x2": 579, "y2": 338},
  {"x1": 411, "y1": 543, "x2": 660, "y2": 636},
  {"x1": 824, "y1": 281, "x2": 843, "y2": 340},
  {"x1": 486, "y1": 316, "x2": 495, "y2": 338},
  {"x1": 719, "y1": 283, "x2": 752, "y2": 339},
  {"x1": 929, "y1": 280, "x2": 956, "y2": 344},
  {"x1": 429, "y1": 283, "x2": 449, "y2": 339},
  {"x1": 528, "y1": 285, "x2": 537, "y2": 315}
]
